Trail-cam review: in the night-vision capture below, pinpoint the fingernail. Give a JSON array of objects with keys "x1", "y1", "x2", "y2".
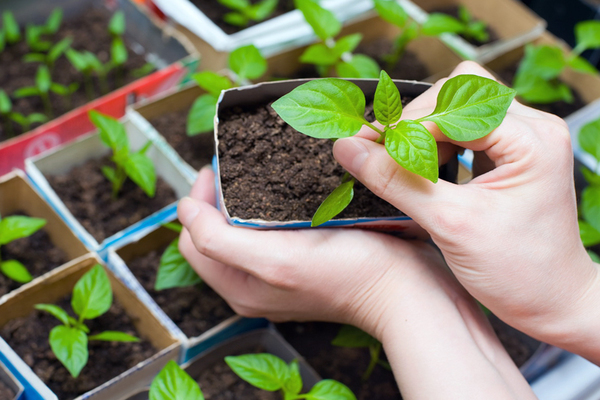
[
  {"x1": 178, "y1": 197, "x2": 200, "y2": 227},
  {"x1": 334, "y1": 138, "x2": 369, "y2": 175}
]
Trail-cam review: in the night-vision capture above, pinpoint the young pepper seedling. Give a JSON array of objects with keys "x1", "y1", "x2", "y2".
[
  {"x1": 154, "y1": 222, "x2": 202, "y2": 291},
  {"x1": 272, "y1": 71, "x2": 515, "y2": 226},
  {"x1": 149, "y1": 360, "x2": 204, "y2": 400},
  {"x1": 218, "y1": 0, "x2": 278, "y2": 27},
  {"x1": 0, "y1": 89, "x2": 47, "y2": 137},
  {"x1": 331, "y1": 325, "x2": 390, "y2": 381},
  {"x1": 1, "y1": 11, "x2": 21, "y2": 50},
  {"x1": 226, "y1": 353, "x2": 357, "y2": 400},
  {"x1": 0, "y1": 214, "x2": 46, "y2": 284},
  {"x1": 24, "y1": 9, "x2": 63, "y2": 53},
  {"x1": 108, "y1": 11, "x2": 128, "y2": 87},
  {"x1": 89, "y1": 110, "x2": 157, "y2": 199},
  {"x1": 23, "y1": 37, "x2": 72, "y2": 71},
  {"x1": 35, "y1": 264, "x2": 139, "y2": 378}
]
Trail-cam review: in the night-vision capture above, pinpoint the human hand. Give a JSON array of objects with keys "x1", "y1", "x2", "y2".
[{"x1": 333, "y1": 61, "x2": 600, "y2": 363}]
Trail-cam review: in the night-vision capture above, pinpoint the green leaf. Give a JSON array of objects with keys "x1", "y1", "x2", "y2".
[
  {"x1": 191, "y1": 71, "x2": 233, "y2": 97},
  {"x1": 131, "y1": 63, "x2": 156, "y2": 78},
  {"x1": 580, "y1": 118, "x2": 600, "y2": 162},
  {"x1": 36, "y1": 66, "x2": 51, "y2": 93},
  {"x1": 305, "y1": 380, "x2": 356, "y2": 400},
  {"x1": 283, "y1": 360, "x2": 303, "y2": 395},
  {"x1": 0, "y1": 215, "x2": 46, "y2": 245},
  {"x1": 155, "y1": 238, "x2": 202, "y2": 290},
  {"x1": 44, "y1": 9, "x2": 63, "y2": 34},
  {"x1": 13, "y1": 86, "x2": 38, "y2": 98},
  {"x1": 50, "y1": 83, "x2": 70, "y2": 96},
  {"x1": 517, "y1": 44, "x2": 566, "y2": 81},
  {"x1": 580, "y1": 219, "x2": 600, "y2": 247},
  {"x1": 1, "y1": 260, "x2": 33, "y2": 283},
  {"x1": 333, "y1": 33, "x2": 363, "y2": 58},
  {"x1": 88, "y1": 331, "x2": 139, "y2": 342},
  {"x1": 300, "y1": 43, "x2": 340, "y2": 66},
  {"x1": 581, "y1": 167, "x2": 600, "y2": 186},
  {"x1": 421, "y1": 74, "x2": 516, "y2": 141},
  {"x1": 422, "y1": 13, "x2": 465, "y2": 36},
  {"x1": 162, "y1": 222, "x2": 183, "y2": 233},
  {"x1": 312, "y1": 180, "x2": 354, "y2": 227},
  {"x1": 124, "y1": 152, "x2": 156, "y2": 197},
  {"x1": 589, "y1": 250, "x2": 600, "y2": 263},
  {"x1": 2, "y1": 12, "x2": 21, "y2": 44},
  {"x1": 9, "y1": 113, "x2": 28, "y2": 128},
  {"x1": 0, "y1": 90, "x2": 12, "y2": 114},
  {"x1": 335, "y1": 54, "x2": 380, "y2": 79},
  {"x1": 26, "y1": 112, "x2": 48, "y2": 124},
  {"x1": 229, "y1": 44, "x2": 267, "y2": 81},
  {"x1": 575, "y1": 20, "x2": 600, "y2": 52},
  {"x1": 149, "y1": 360, "x2": 204, "y2": 400},
  {"x1": 568, "y1": 55, "x2": 598, "y2": 75},
  {"x1": 48, "y1": 37, "x2": 72, "y2": 63},
  {"x1": 248, "y1": 0, "x2": 279, "y2": 21},
  {"x1": 373, "y1": 0, "x2": 408, "y2": 28},
  {"x1": 66, "y1": 48, "x2": 87, "y2": 72},
  {"x1": 35, "y1": 304, "x2": 71, "y2": 325},
  {"x1": 0, "y1": 30, "x2": 5, "y2": 52},
  {"x1": 109, "y1": 11, "x2": 126, "y2": 37},
  {"x1": 386, "y1": 120, "x2": 438, "y2": 183},
  {"x1": 331, "y1": 325, "x2": 379, "y2": 348},
  {"x1": 72, "y1": 264, "x2": 113, "y2": 321},
  {"x1": 515, "y1": 74, "x2": 573, "y2": 104},
  {"x1": 464, "y1": 20, "x2": 489, "y2": 43},
  {"x1": 89, "y1": 110, "x2": 129, "y2": 154},
  {"x1": 219, "y1": 0, "x2": 250, "y2": 11},
  {"x1": 67, "y1": 317, "x2": 90, "y2": 334},
  {"x1": 226, "y1": 354, "x2": 289, "y2": 391},
  {"x1": 49, "y1": 325, "x2": 88, "y2": 378},
  {"x1": 374, "y1": 70, "x2": 402, "y2": 126},
  {"x1": 583, "y1": 186, "x2": 600, "y2": 233},
  {"x1": 102, "y1": 166, "x2": 117, "y2": 184},
  {"x1": 22, "y1": 53, "x2": 46, "y2": 64},
  {"x1": 111, "y1": 38, "x2": 128, "y2": 66},
  {"x1": 295, "y1": 0, "x2": 341, "y2": 41},
  {"x1": 224, "y1": 12, "x2": 250, "y2": 27},
  {"x1": 458, "y1": 5, "x2": 472, "y2": 24},
  {"x1": 272, "y1": 78, "x2": 366, "y2": 139},
  {"x1": 187, "y1": 94, "x2": 218, "y2": 136}
]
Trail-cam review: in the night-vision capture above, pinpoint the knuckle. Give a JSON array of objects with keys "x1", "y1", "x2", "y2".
[
  {"x1": 260, "y1": 262, "x2": 299, "y2": 290},
  {"x1": 427, "y1": 206, "x2": 470, "y2": 239}
]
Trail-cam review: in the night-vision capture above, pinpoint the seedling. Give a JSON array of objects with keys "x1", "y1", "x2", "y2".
[
  {"x1": 149, "y1": 360, "x2": 204, "y2": 400},
  {"x1": 0, "y1": 214, "x2": 46, "y2": 284},
  {"x1": 66, "y1": 49, "x2": 112, "y2": 98},
  {"x1": 108, "y1": 11, "x2": 128, "y2": 87},
  {"x1": 23, "y1": 37, "x2": 72, "y2": 71},
  {"x1": 219, "y1": 0, "x2": 278, "y2": 27},
  {"x1": 272, "y1": 71, "x2": 515, "y2": 226},
  {"x1": 35, "y1": 264, "x2": 140, "y2": 378},
  {"x1": 226, "y1": 353, "x2": 356, "y2": 399},
  {"x1": 422, "y1": 5, "x2": 489, "y2": 44},
  {"x1": 513, "y1": 20, "x2": 600, "y2": 104},
  {"x1": 24, "y1": 9, "x2": 63, "y2": 52},
  {"x1": 89, "y1": 110, "x2": 156, "y2": 199},
  {"x1": 154, "y1": 222, "x2": 202, "y2": 291},
  {"x1": 332, "y1": 325, "x2": 390, "y2": 381},
  {"x1": 0, "y1": 90, "x2": 47, "y2": 137},
  {"x1": 1, "y1": 11, "x2": 21, "y2": 50},
  {"x1": 187, "y1": 44, "x2": 267, "y2": 136},
  {"x1": 295, "y1": 0, "x2": 380, "y2": 78}
]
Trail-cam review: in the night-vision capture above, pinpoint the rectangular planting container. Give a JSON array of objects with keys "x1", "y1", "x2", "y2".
[
  {"x1": 105, "y1": 221, "x2": 269, "y2": 363},
  {"x1": 24, "y1": 114, "x2": 193, "y2": 254},
  {"x1": 0, "y1": 361, "x2": 24, "y2": 400},
  {"x1": 0, "y1": 0, "x2": 198, "y2": 176},
  {"x1": 0, "y1": 254, "x2": 181, "y2": 400},
  {"x1": 123, "y1": 328, "x2": 321, "y2": 400}
]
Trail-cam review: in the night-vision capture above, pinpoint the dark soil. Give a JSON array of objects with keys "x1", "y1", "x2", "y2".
[
  {"x1": 0, "y1": 212, "x2": 69, "y2": 297},
  {"x1": 190, "y1": 0, "x2": 295, "y2": 35},
  {"x1": 0, "y1": 378, "x2": 15, "y2": 399},
  {"x1": 431, "y1": 5, "x2": 499, "y2": 46},
  {"x1": 45, "y1": 155, "x2": 177, "y2": 243},
  {"x1": 357, "y1": 41, "x2": 431, "y2": 81},
  {"x1": 276, "y1": 322, "x2": 400, "y2": 400},
  {"x1": 0, "y1": 296, "x2": 157, "y2": 400},
  {"x1": 496, "y1": 62, "x2": 586, "y2": 118},
  {"x1": 489, "y1": 315, "x2": 540, "y2": 368},
  {"x1": 149, "y1": 108, "x2": 215, "y2": 171},
  {"x1": 126, "y1": 244, "x2": 236, "y2": 338},
  {"x1": 0, "y1": 6, "x2": 151, "y2": 141}
]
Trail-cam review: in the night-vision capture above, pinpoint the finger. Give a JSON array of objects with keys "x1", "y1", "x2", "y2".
[{"x1": 188, "y1": 165, "x2": 216, "y2": 205}]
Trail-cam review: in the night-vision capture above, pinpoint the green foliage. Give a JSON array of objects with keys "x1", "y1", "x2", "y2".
[
  {"x1": 229, "y1": 44, "x2": 268, "y2": 83},
  {"x1": 0, "y1": 89, "x2": 47, "y2": 136},
  {"x1": 577, "y1": 116, "x2": 600, "y2": 255},
  {"x1": 154, "y1": 222, "x2": 202, "y2": 291},
  {"x1": 273, "y1": 72, "x2": 515, "y2": 225},
  {"x1": 89, "y1": 110, "x2": 156, "y2": 198},
  {"x1": 23, "y1": 37, "x2": 72, "y2": 69},
  {"x1": 0, "y1": 214, "x2": 46, "y2": 283},
  {"x1": 219, "y1": 0, "x2": 278, "y2": 27},
  {"x1": 226, "y1": 353, "x2": 356, "y2": 399},
  {"x1": 422, "y1": 6, "x2": 489, "y2": 43},
  {"x1": 36, "y1": 264, "x2": 139, "y2": 378},
  {"x1": 150, "y1": 360, "x2": 204, "y2": 400},
  {"x1": 332, "y1": 325, "x2": 388, "y2": 381},
  {"x1": 2, "y1": 11, "x2": 21, "y2": 45}
]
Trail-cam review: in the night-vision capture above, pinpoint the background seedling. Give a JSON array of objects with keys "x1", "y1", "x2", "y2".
[
  {"x1": 66, "y1": 49, "x2": 112, "y2": 99},
  {"x1": 219, "y1": 0, "x2": 278, "y2": 27},
  {"x1": 154, "y1": 222, "x2": 202, "y2": 291},
  {"x1": 332, "y1": 325, "x2": 390, "y2": 381},
  {"x1": 272, "y1": 71, "x2": 515, "y2": 226},
  {"x1": 35, "y1": 264, "x2": 139, "y2": 378},
  {"x1": 1, "y1": 11, "x2": 21, "y2": 48},
  {"x1": 226, "y1": 353, "x2": 357, "y2": 399},
  {"x1": 23, "y1": 37, "x2": 72, "y2": 71},
  {"x1": 0, "y1": 214, "x2": 46, "y2": 284},
  {"x1": 108, "y1": 11, "x2": 128, "y2": 87},
  {"x1": 422, "y1": 5, "x2": 489, "y2": 43},
  {"x1": 0, "y1": 89, "x2": 47, "y2": 137},
  {"x1": 187, "y1": 44, "x2": 267, "y2": 136},
  {"x1": 296, "y1": 0, "x2": 380, "y2": 78},
  {"x1": 24, "y1": 9, "x2": 63, "y2": 52},
  {"x1": 513, "y1": 20, "x2": 600, "y2": 104},
  {"x1": 149, "y1": 360, "x2": 204, "y2": 400},
  {"x1": 89, "y1": 110, "x2": 156, "y2": 199}
]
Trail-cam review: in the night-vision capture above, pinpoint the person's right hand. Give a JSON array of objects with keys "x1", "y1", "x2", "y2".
[{"x1": 333, "y1": 61, "x2": 600, "y2": 364}]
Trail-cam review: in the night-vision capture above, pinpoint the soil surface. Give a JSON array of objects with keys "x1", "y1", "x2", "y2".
[
  {"x1": 496, "y1": 62, "x2": 586, "y2": 118},
  {"x1": 149, "y1": 108, "x2": 215, "y2": 171},
  {"x1": 431, "y1": 5, "x2": 499, "y2": 46},
  {"x1": 45, "y1": 155, "x2": 177, "y2": 243},
  {"x1": 358, "y1": 41, "x2": 431, "y2": 81},
  {"x1": 0, "y1": 212, "x2": 69, "y2": 297},
  {"x1": 189, "y1": 0, "x2": 295, "y2": 35},
  {"x1": 0, "y1": 296, "x2": 157, "y2": 400},
  {"x1": 489, "y1": 315, "x2": 541, "y2": 368},
  {"x1": 0, "y1": 378, "x2": 15, "y2": 399},
  {"x1": 127, "y1": 244, "x2": 235, "y2": 338},
  {"x1": 0, "y1": 6, "x2": 150, "y2": 141}
]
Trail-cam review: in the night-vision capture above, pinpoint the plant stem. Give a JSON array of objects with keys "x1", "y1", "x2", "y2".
[
  {"x1": 362, "y1": 342, "x2": 382, "y2": 381},
  {"x1": 112, "y1": 166, "x2": 127, "y2": 199},
  {"x1": 364, "y1": 121, "x2": 387, "y2": 144},
  {"x1": 41, "y1": 93, "x2": 53, "y2": 119},
  {"x1": 84, "y1": 74, "x2": 94, "y2": 100},
  {"x1": 2, "y1": 115, "x2": 14, "y2": 138}
]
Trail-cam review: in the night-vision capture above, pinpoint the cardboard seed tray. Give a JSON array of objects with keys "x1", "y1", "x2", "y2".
[
  {"x1": 0, "y1": 254, "x2": 181, "y2": 400},
  {"x1": 25, "y1": 114, "x2": 193, "y2": 254},
  {"x1": 0, "y1": 361, "x2": 24, "y2": 400},
  {"x1": 105, "y1": 222, "x2": 269, "y2": 364},
  {"x1": 0, "y1": 0, "x2": 199, "y2": 176}
]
